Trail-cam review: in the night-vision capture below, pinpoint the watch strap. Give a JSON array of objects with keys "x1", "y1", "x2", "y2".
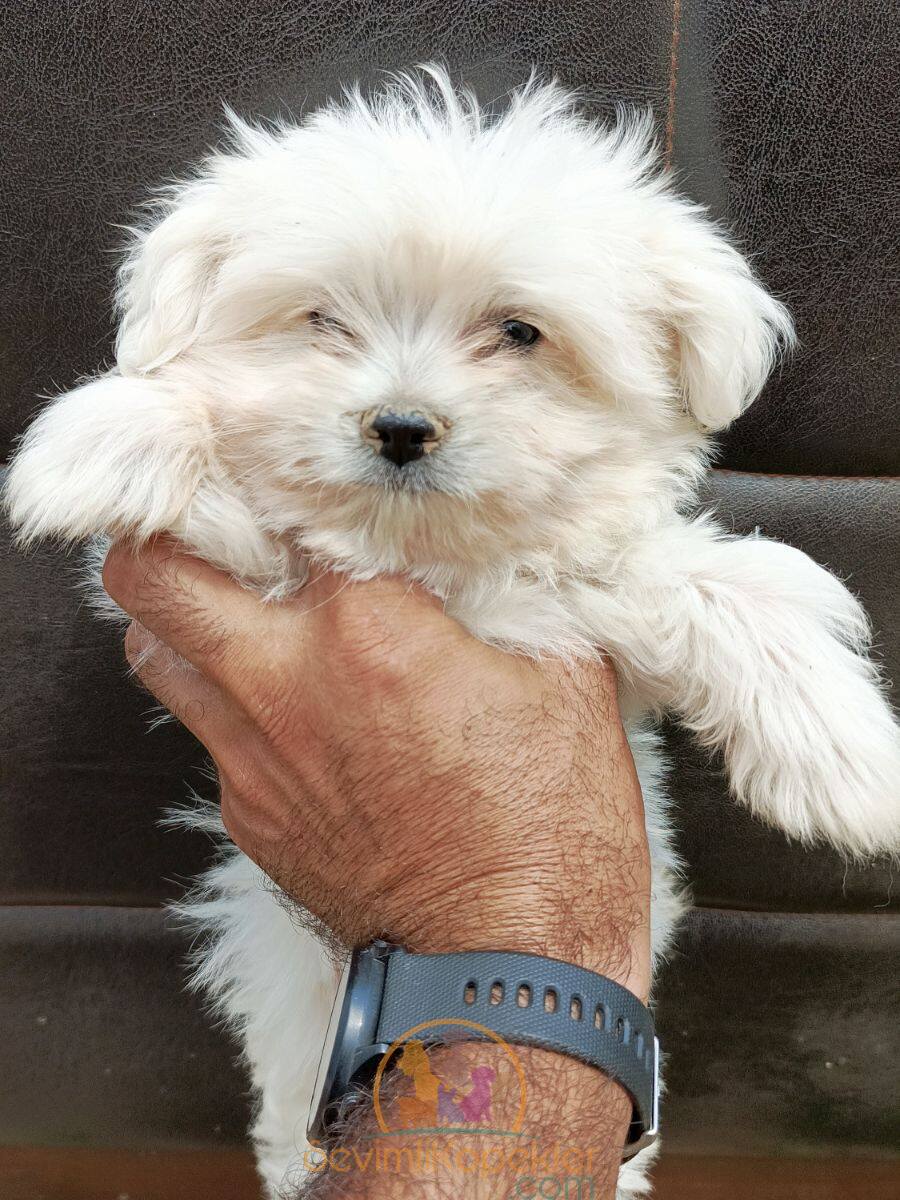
[{"x1": 375, "y1": 948, "x2": 658, "y2": 1155}]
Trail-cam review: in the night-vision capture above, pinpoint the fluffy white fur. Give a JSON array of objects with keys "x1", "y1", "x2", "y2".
[{"x1": 5, "y1": 69, "x2": 899, "y2": 1198}]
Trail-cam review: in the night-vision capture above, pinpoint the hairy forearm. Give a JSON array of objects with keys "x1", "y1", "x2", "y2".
[
  {"x1": 99, "y1": 546, "x2": 650, "y2": 1199},
  {"x1": 299, "y1": 1042, "x2": 630, "y2": 1199}
]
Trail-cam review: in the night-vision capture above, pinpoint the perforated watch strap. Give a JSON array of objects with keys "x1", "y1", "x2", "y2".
[{"x1": 374, "y1": 948, "x2": 658, "y2": 1154}]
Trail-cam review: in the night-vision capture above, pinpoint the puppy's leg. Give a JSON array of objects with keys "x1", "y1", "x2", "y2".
[
  {"x1": 175, "y1": 844, "x2": 336, "y2": 1198},
  {"x1": 598, "y1": 521, "x2": 900, "y2": 857},
  {"x1": 4, "y1": 373, "x2": 207, "y2": 545},
  {"x1": 5, "y1": 372, "x2": 305, "y2": 599},
  {"x1": 616, "y1": 1143, "x2": 659, "y2": 1198}
]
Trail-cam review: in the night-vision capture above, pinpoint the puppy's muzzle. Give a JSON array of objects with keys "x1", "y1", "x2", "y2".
[{"x1": 360, "y1": 406, "x2": 450, "y2": 468}]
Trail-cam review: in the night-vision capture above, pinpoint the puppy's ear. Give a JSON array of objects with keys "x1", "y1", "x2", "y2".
[
  {"x1": 4, "y1": 374, "x2": 205, "y2": 545},
  {"x1": 655, "y1": 205, "x2": 794, "y2": 431},
  {"x1": 115, "y1": 192, "x2": 222, "y2": 374}
]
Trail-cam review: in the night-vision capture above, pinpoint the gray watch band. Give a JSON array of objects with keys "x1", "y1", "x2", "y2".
[{"x1": 375, "y1": 948, "x2": 658, "y2": 1156}]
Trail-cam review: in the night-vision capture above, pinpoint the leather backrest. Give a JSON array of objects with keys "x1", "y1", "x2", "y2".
[{"x1": 675, "y1": 1, "x2": 899, "y2": 475}]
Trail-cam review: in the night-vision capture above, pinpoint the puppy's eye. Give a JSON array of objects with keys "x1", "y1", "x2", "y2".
[
  {"x1": 500, "y1": 319, "x2": 541, "y2": 348},
  {"x1": 307, "y1": 311, "x2": 350, "y2": 336}
]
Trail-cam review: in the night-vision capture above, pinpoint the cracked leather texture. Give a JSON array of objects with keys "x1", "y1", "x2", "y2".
[
  {"x1": 674, "y1": 1, "x2": 900, "y2": 476},
  {"x1": 1, "y1": 907, "x2": 896, "y2": 1156},
  {"x1": 0, "y1": 907, "x2": 250, "y2": 1150}
]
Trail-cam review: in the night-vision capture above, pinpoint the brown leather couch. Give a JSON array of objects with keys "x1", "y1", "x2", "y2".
[{"x1": 2, "y1": 3, "x2": 897, "y2": 1197}]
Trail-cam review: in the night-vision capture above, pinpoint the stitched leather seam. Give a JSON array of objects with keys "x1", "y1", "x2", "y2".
[
  {"x1": 712, "y1": 468, "x2": 900, "y2": 484},
  {"x1": 665, "y1": 0, "x2": 682, "y2": 169}
]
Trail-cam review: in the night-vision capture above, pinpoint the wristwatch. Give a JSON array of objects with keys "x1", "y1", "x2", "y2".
[{"x1": 307, "y1": 941, "x2": 659, "y2": 1159}]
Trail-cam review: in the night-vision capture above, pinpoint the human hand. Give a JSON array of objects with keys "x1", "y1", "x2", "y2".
[{"x1": 103, "y1": 538, "x2": 650, "y2": 999}]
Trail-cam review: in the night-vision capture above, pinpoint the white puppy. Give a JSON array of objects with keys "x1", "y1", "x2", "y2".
[{"x1": 5, "y1": 69, "x2": 899, "y2": 1197}]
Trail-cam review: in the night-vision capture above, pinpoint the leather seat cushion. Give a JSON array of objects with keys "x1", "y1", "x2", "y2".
[{"x1": 2, "y1": 904, "x2": 896, "y2": 1157}]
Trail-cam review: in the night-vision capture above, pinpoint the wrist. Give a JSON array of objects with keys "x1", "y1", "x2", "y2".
[
  {"x1": 392, "y1": 874, "x2": 650, "y2": 1002},
  {"x1": 306, "y1": 1040, "x2": 630, "y2": 1200}
]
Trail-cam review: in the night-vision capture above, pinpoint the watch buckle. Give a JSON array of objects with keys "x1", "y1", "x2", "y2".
[{"x1": 621, "y1": 1035, "x2": 660, "y2": 1160}]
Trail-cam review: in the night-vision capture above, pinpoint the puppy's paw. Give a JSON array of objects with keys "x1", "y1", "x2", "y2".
[
  {"x1": 657, "y1": 528, "x2": 900, "y2": 859},
  {"x1": 723, "y1": 544, "x2": 900, "y2": 858},
  {"x1": 727, "y1": 664, "x2": 900, "y2": 859},
  {"x1": 4, "y1": 374, "x2": 204, "y2": 546}
]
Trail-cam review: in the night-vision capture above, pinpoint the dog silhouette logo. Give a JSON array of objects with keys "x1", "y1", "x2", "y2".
[{"x1": 373, "y1": 1018, "x2": 527, "y2": 1136}]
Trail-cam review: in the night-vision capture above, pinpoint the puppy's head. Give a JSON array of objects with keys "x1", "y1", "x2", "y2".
[{"x1": 115, "y1": 70, "x2": 792, "y2": 571}]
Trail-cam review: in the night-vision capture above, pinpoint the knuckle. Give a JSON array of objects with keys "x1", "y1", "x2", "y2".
[
  {"x1": 110, "y1": 547, "x2": 231, "y2": 668},
  {"x1": 219, "y1": 790, "x2": 235, "y2": 833},
  {"x1": 123, "y1": 629, "x2": 192, "y2": 715},
  {"x1": 223, "y1": 641, "x2": 308, "y2": 749},
  {"x1": 219, "y1": 760, "x2": 292, "y2": 853},
  {"x1": 123, "y1": 620, "x2": 146, "y2": 667},
  {"x1": 219, "y1": 788, "x2": 249, "y2": 849},
  {"x1": 181, "y1": 609, "x2": 231, "y2": 665},
  {"x1": 301, "y1": 576, "x2": 449, "y2": 697},
  {"x1": 101, "y1": 543, "x2": 139, "y2": 609},
  {"x1": 148, "y1": 584, "x2": 229, "y2": 667},
  {"x1": 134, "y1": 554, "x2": 187, "y2": 624},
  {"x1": 325, "y1": 596, "x2": 416, "y2": 686}
]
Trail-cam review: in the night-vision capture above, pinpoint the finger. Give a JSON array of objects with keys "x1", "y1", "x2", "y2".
[
  {"x1": 300, "y1": 557, "x2": 444, "y2": 616},
  {"x1": 104, "y1": 538, "x2": 445, "y2": 689},
  {"x1": 123, "y1": 618, "x2": 235, "y2": 750},
  {"x1": 104, "y1": 537, "x2": 295, "y2": 685}
]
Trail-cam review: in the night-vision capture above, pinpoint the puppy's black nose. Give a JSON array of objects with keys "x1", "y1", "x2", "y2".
[{"x1": 363, "y1": 409, "x2": 445, "y2": 468}]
